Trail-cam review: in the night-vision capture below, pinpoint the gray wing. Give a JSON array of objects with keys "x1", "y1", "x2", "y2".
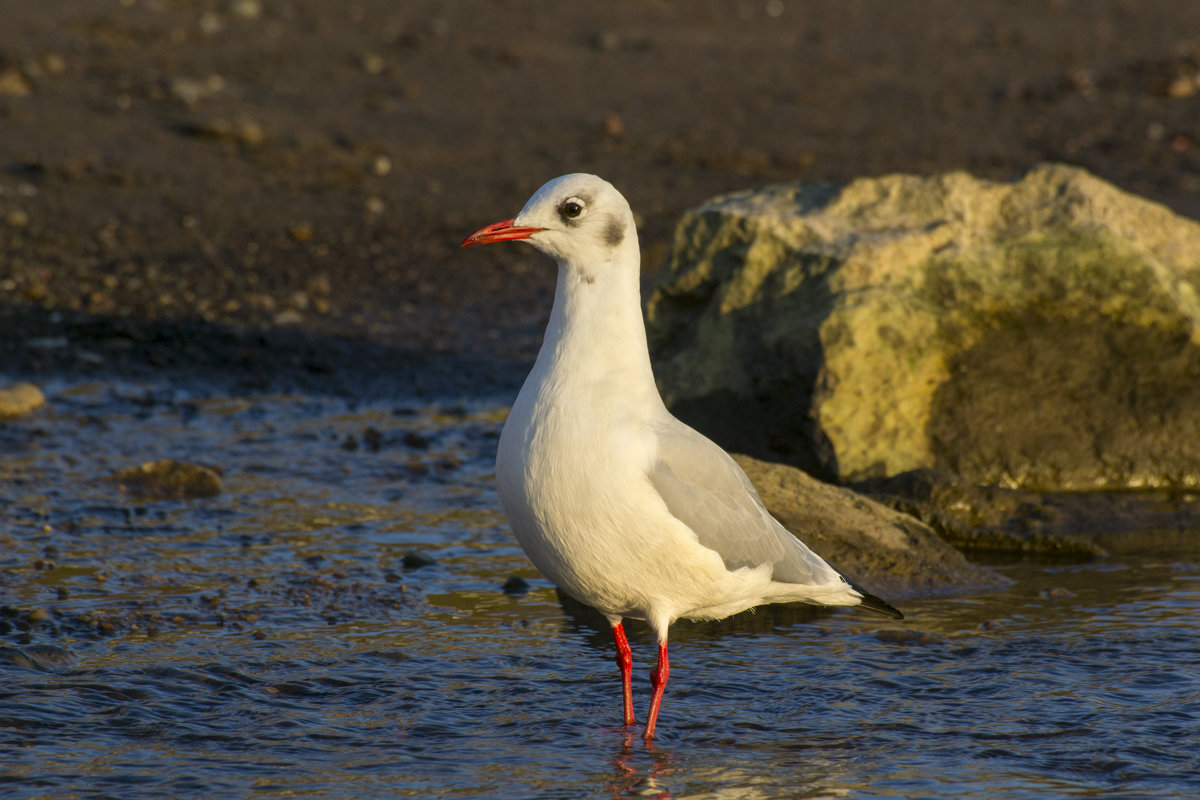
[{"x1": 647, "y1": 417, "x2": 843, "y2": 587}]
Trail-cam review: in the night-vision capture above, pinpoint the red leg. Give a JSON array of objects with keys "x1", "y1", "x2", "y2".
[
  {"x1": 643, "y1": 641, "x2": 669, "y2": 740},
  {"x1": 611, "y1": 622, "x2": 636, "y2": 726}
]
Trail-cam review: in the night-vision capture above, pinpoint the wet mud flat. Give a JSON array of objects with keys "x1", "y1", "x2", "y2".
[
  {"x1": 6, "y1": 0, "x2": 1200, "y2": 388},
  {"x1": 2, "y1": 379, "x2": 1199, "y2": 799}
]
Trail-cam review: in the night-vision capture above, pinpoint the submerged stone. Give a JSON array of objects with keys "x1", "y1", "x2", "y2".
[
  {"x1": 401, "y1": 550, "x2": 438, "y2": 570},
  {"x1": 114, "y1": 458, "x2": 223, "y2": 499}
]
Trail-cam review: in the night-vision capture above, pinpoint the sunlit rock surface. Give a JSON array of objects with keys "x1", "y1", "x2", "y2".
[{"x1": 649, "y1": 164, "x2": 1200, "y2": 493}]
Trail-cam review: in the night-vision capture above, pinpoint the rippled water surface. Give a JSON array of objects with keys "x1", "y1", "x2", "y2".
[{"x1": 2, "y1": 380, "x2": 1198, "y2": 799}]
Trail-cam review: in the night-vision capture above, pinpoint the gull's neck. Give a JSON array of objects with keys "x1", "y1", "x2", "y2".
[{"x1": 532, "y1": 240, "x2": 659, "y2": 406}]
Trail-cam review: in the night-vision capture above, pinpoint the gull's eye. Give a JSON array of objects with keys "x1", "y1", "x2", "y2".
[{"x1": 560, "y1": 198, "x2": 585, "y2": 220}]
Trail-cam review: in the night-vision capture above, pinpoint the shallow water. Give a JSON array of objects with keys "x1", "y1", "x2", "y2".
[{"x1": 2, "y1": 380, "x2": 1198, "y2": 799}]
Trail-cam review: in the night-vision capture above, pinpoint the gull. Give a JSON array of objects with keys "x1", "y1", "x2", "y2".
[{"x1": 463, "y1": 173, "x2": 902, "y2": 740}]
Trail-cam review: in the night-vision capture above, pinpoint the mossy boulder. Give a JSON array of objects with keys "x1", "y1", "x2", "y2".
[{"x1": 648, "y1": 164, "x2": 1200, "y2": 493}]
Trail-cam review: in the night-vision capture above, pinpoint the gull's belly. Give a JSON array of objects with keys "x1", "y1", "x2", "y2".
[
  {"x1": 499, "y1": 431, "x2": 651, "y2": 609},
  {"x1": 496, "y1": 413, "x2": 742, "y2": 620}
]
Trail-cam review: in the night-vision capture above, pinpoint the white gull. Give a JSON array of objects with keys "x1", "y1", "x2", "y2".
[{"x1": 463, "y1": 173, "x2": 902, "y2": 740}]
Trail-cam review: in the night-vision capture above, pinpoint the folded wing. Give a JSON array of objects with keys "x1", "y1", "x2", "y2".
[{"x1": 647, "y1": 418, "x2": 845, "y2": 588}]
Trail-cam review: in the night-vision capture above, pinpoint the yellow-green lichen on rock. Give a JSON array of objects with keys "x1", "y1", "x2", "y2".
[{"x1": 648, "y1": 164, "x2": 1200, "y2": 491}]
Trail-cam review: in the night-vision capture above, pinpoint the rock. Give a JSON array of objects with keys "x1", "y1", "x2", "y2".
[
  {"x1": 229, "y1": 0, "x2": 262, "y2": 20},
  {"x1": 178, "y1": 116, "x2": 265, "y2": 146},
  {"x1": 361, "y1": 427, "x2": 383, "y2": 452},
  {"x1": 731, "y1": 454, "x2": 1008, "y2": 599},
  {"x1": 0, "y1": 644, "x2": 71, "y2": 668},
  {"x1": 168, "y1": 75, "x2": 226, "y2": 104},
  {"x1": 501, "y1": 575, "x2": 530, "y2": 595},
  {"x1": 0, "y1": 382, "x2": 46, "y2": 418},
  {"x1": 875, "y1": 628, "x2": 946, "y2": 646},
  {"x1": 860, "y1": 468, "x2": 1200, "y2": 556},
  {"x1": 114, "y1": 458, "x2": 223, "y2": 499},
  {"x1": 401, "y1": 550, "x2": 437, "y2": 570},
  {"x1": 0, "y1": 66, "x2": 32, "y2": 97},
  {"x1": 857, "y1": 469, "x2": 1102, "y2": 557},
  {"x1": 648, "y1": 164, "x2": 1200, "y2": 494}
]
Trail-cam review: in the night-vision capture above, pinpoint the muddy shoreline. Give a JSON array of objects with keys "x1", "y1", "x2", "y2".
[{"x1": 3, "y1": 1, "x2": 1200, "y2": 397}]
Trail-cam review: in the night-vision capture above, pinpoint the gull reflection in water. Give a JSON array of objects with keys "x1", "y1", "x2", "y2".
[{"x1": 607, "y1": 733, "x2": 672, "y2": 799}]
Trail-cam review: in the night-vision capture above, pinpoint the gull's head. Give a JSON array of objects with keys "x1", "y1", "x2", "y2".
[{"x1": 462, "y1": 173, "x2": 635, "y2": 267}]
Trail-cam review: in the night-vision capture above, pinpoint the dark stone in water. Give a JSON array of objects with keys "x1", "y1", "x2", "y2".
[
  {"x1": 403, "y1": 430, "x2": 432, "y2": 450},
  {"x1": 502, "y1": 576, "x2": 530, "y2": 595},
  {"x1": 0, "y1": 643, "x2": 73, "y2": 668},
  {"x1": 113, "y1": 458, "x2": 223, "y2": 499},
  {"x1": 362, "y1": 427, "x2": 384, "y2": 452},
  {"x1": 402, "y1": 551, "x2": 437, "y2": 570},
  {"x1": 874, "y1": 629, "x2": 946, "y2": 646}
]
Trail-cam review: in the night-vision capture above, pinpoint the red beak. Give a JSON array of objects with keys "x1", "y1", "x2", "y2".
[{"x1": 461, "y1": 218, "x2": 545, "y2": 247}]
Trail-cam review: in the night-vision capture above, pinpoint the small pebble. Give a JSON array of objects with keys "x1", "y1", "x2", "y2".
[
  {"x1": 362, "y1": 53, "x2": 385, "y2": 75},
  {"x1": 288, "y1": 222, "x2": 313, "y2": 242},
  {"x1": 199, "y1": 12, "x2": 223, "y2": 34},
  {"x1": 0, "y1": 67, "x2": 32, "y2": 97},
  {"x1": 0, "y1": 382, "x2": 46, "y2": 418},
  {"x1": 1167, "y1": 72, "x2": 1200, "y2": 99},
  {"x1": 603, "y1": 113, "x2": 624, "y2": 139},
  {"x1": 592, "y1": 30, "x2": 621, "y2": 52},
  {"x1": 41, "y1": 52, "x2": 66, "y2": 75},
  {"x1": 114, "y1": 458, "x2": 222, "y2": 499},
  {"x1": 502, "y1": 576, "x2": 530, "y2": 595},
  {"x1": 402, "y1": 551, "x2": 437, "y2": 570},
  {"x1": 403, "y1": 430, "x2": 431, "y2": 450},
  {"x1": 229, "y1": 0, "x2": 261, "y2": 19},
  {"x1": 874, "y1": 628, "x2": 944, "y2": 646}
]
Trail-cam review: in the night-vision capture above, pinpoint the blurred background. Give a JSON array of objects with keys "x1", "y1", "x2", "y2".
[{"x1": 2, "y1": 0, "x2": 1199, "y2": 393}]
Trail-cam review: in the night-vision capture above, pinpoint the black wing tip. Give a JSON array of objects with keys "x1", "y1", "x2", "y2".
[
  {"x1": 844, "y1": 577, "x2": 905, "y2": 619},
  {"x1": 857, "y1": 591, "x2": 905, "y2": 620}
]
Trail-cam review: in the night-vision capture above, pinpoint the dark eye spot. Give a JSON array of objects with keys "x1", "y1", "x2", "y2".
[
  {"x1": 603, "y1": 216, "x2": 625, "y2": 247},
  {"x1": 560, "y1": 199, "x2": 584, "y2": 219}
]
